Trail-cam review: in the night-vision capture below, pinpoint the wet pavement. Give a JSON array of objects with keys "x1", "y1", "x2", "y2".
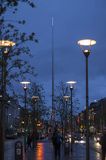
[
  {"x1": 5, "y1": 138, "x2": 102, "y2": 160},
  {"x1": 24, "y1": 142, "x2": 54, "y2": 160},
  {"x1": 24, "y1": 141, "x2": 101, "y2": 160}
]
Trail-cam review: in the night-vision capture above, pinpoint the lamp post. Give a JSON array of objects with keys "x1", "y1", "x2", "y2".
[
  {"x1": 20, "y1": 81, "x2": 30, "y2": 152},
  {"x1": 66, "y1": 81, "x2": 76, "y2": 153},
  {"x1": 77, "y1": 39, "x2": 96, "y2": 160},
  {"x1": 0, "y1": 40, "x2": 15, "y2": 160},
  {"x1": 32, "y1": 96, "x2": 39, "y2": 148},
  {"x1": 100, "y1": 100, "x2": 104, "y2": 133},
  {"x1": 63, "y1": 96, "x2": 70, "y2": 139}
]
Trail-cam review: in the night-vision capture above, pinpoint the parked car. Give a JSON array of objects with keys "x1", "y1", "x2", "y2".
[{"x1": 74, "y1": 133, "x2": 85, "y2": 143}]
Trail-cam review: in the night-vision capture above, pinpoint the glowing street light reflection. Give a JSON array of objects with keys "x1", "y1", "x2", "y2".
[{"x1": 35, "y1": 143, "x2": 44, "y2": 160}]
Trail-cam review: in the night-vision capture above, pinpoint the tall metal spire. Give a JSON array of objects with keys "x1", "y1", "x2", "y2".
[{"x1": 51, "y1": 17, "x2": 55, "y2": 123}]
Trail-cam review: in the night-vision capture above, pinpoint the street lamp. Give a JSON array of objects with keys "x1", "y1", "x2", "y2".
[
  {"x1": 0, "y1": 40, "x2": 15, "y2": 47},
  {"x1": 20, "y1": 81, "x2": 30, "y2": 152},
  {"x1": 32, "y1": 96, "x2": 39, "y2": 148},
  {"x1": 77, "y1": 39, "x2": 96, "y2": 160},
  {"x1": 66, "y1": 81, "x2": 76, "y2": 153},
  {"x1": 63, "y1": 96, "x2": 70, "y2": 139},
  {"x1": 0, "y1": 40, "x2": 15, "y2": 160}
]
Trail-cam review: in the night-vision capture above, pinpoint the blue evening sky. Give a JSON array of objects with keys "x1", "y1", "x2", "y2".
[{"x1": 6, "y1": 0, "x2": 106, "y2": 110}]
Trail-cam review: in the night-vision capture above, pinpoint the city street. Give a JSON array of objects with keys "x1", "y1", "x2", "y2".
[
  {"x1": 4, "y1": 138, "x2": 102, "y2": 160},
  {"x1": 1, "y1": 1, "x2": 106, "y2": 160}
]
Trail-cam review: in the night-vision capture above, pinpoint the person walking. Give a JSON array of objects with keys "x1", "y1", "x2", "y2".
[
  {"x1": 100, "y1": 131, "x2": 106, "y2": 160},
  {"x1": 52, "y1": 130, "x2": 62, "y2": 160},
  {"x1": 26, "y1": 134, "x2": 32, "y2": 150}
]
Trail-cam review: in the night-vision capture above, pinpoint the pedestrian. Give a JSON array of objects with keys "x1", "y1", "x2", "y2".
[
  {"x1": 52, "y1": 130, "x2": 62, "y2": 160},
  {"x1": 31, "y1": 131, "x2": 37, "y2": 148},
  {"x1": 26, "y1": 134, "x2": 32, "y2": 150},
  {"x1": 100, "y1": 131, "x2": 106, "y2": 160}
]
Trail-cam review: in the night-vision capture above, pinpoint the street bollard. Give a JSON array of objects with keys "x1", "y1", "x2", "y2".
[{"x1": 15, "y1": 141, "x2": 23, "y2": 160}]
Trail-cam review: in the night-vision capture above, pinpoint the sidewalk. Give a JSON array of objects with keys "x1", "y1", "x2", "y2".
[
  {"x1": 4, "y1": 139, "x2": 101, "y2": 160},
  {"x1": 4, "y1": 138, "x2": 23, "y2": 160}
]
